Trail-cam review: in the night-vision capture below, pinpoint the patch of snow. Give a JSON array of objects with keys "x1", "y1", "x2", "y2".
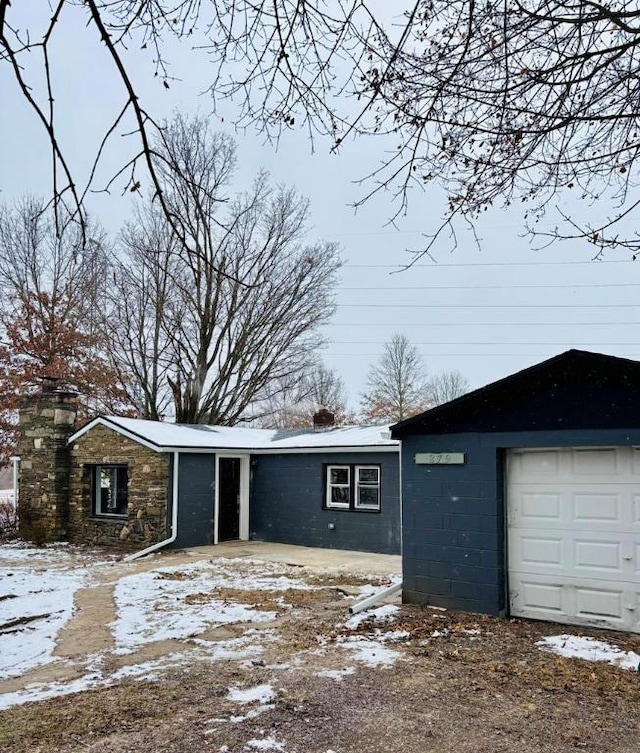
[
  {"x1": 315, "y1": 666, "x2": 356, "y2": 681},
  {"x1": 230, "y1": 705, "x2": 274, "y2": 723},
  {"x1": 336, "y1": 636, "x2": 404, "y2": 667},
  {"x1": 376, "y1": 629, "x2": 409, "y2": 642},
  {"x1": 227, "y1": 684, "x2": 276, "y2": 705},
  {"x1": 344, "y1": 604, "x2": 400, "y2": 629},
  {"x1": 111, "y1": 562, "x2": 285, "y2": 650},
  {"x1": 0, "y1": 565, "x2": 87, "y2": 680},
  {"x1": 537, "y1": 634, "x2": 640, "y2": 671},
  {"x1": 245, "y1": 736, "x2": 286, "y2": 751}
]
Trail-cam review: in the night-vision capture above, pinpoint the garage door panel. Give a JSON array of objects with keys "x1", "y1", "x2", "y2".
[
  {"x1": 515, "y1": 580, "x2": 565, "y2": 614},
  {"x1": 574, "y1": 540, "x2": 622, "y2": 573},
  {"x1": 508, "y1": 447, "x2": 639, "y2": 633},
  {"x1": 573, "y1": 493, "x2": 621, "y2": 523},
  {"x1": 572, "y1": 448, "x2": 618, "y2": 475},
  {"x1": 575, "y1": 587, "x2": 623, "y2": 621},
  {"x1": 519, "y1": 537, "x2": 563, "y2": 567},
  {"x1": 510, "y1": 574, "x2": 639, "y2": 630},
  {"x1": 517, "y1": 492, "x2": 562, "y2": 523},
  {"x1": 517, "y1": 450, "x2": 561, "y2": 475}
]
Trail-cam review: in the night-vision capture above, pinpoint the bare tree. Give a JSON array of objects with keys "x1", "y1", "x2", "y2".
[
  {"x1": 6, "y1": 3, "x2": 636, "y2": 254},
  {"x1": 258, "y1": 362, "x2": 353, "y2": 428},
  {"x1": 0, "y1": 197, "x2": 131, "y2": 459},
  {"x1": 360, "y1": 333, "x2": 430, "y2": 423},
  {"x1": 426, "y1": 370, "x2": 470, "y2": 407},
  {"x1": 111, "y1": 114, "x2": 341, "y2": 424}
]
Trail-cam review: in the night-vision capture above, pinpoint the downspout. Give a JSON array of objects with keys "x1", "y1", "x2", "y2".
[
  {"x1": 349, "y1": 438, "x2": 404, "y2": 616},
  {"x1": 349, "y1": 582, "x2": 402, "y2": 615},
  {"x1": 10, "y1": 455, "x2": 20, "y2": 517},
  {"x1": 125, "y1": 451, "x2": 180, "y2": 561}
]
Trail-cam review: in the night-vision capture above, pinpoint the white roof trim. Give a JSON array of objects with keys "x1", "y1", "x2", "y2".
[
  {"x1": 69, "y1": 417, "x2": 164, "y2": 453},
  {"x1": 68, "y1": 416, "x2": 399, "y2": 455}
]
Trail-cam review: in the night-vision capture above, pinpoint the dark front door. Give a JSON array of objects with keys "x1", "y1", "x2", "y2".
[{"x1": 218, "y1": 457, "x2": 241, "y2": 541}]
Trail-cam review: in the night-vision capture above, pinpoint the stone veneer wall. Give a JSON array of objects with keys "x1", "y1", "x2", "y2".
[
  {"x1": 17, "y1": 390, "x2": 78, "y2": 541},
  {"x1": 68, "y1": 424, "x2": 170, "y2": 550}
]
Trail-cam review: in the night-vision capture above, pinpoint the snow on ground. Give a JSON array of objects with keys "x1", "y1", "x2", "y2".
[
  {"x1": 315, "y1": 666, "x2": 356, "y2": 681},
  {"x1": 0, "y1": 562, "x2": 87, "y2": 680},
  {"x1": 335, "y1": 636, "x2": 404, "y2": 667},
  {"x1": 537, "y1": 634, "x2": 640, "y2": 671},
  {"x1": 245, "y1": 736, "x2": 287, "y2": 751},
  {"x1": 227, "y1": 684, "x2": 276, "y2": 705},
  {"x1": 344, "y1": 604, "x2": 400, "y2": 630},
  {"x1": 111, "y1": 562, "x2": 276, "y2": 653},
  {"x1": 0, "y1": 546, "x2": 303, "y2": 709}
]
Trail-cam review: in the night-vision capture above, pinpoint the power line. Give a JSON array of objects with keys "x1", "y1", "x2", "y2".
[
  {"x1": 336, "y1": 303, "x2": 640, "y2": 309},
  {"x1": 326, "y1": 321, "x2": 640, "y2": 326},
  {"x1": 326, "y1": 351, "x2": 640, "y2": 358},
  {"x1": 339, "y1": 282, "x2": 640, "y2": 291},
  {"x1": 343, "y1": 259, "x2": 634, "y2": 269},
  {"x1": 330, "y1": 341, "x2": 640, "y2": 346}
]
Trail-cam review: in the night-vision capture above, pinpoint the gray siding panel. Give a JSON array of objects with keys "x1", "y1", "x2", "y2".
[
  {"x1": 172, "y1": 453, "x2": 216, "y2": 549},
  {"x1": 250, "y1": 451, "x2": 400, "y2": 554},
  {"x1": 401, "y1": 427, "x2": 640, "y2": 616}
]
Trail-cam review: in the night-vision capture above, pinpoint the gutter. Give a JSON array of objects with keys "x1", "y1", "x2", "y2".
[
  {"x1": 10, "y1": 455, "x2": 20, "y2": 512},
  {"x1": 125, "y1": 450, "x2": 180, "y2": 561}
]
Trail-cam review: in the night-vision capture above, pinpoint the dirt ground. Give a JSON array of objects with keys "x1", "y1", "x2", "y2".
[{"x1": 1, "y1": 543, "x2": 640, "y2": 753}]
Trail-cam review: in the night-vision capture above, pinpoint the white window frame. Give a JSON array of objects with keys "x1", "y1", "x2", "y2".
[
  {"x1": 354, "y1": 465, "x2": 381, "y2": 511},
  {"x1": 326, "y1": 465, "x2": 351, "y2": 509}
]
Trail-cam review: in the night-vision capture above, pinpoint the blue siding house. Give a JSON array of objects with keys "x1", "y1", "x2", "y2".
[
  {"x1": 391, "y1": 350, "x2": 640, "y2": 633},
  {"x1": 66, "y1": 416, "x2": 400, "y2": 555}
]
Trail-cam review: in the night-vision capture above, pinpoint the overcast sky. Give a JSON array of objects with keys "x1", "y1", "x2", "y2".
[{"x1": 1, "y1": 4, "x2": 638, "y2": 411}]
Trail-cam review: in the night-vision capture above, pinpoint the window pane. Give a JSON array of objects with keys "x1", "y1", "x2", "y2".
[
  {"x1": 358, "y1": 486, "x2": 379, "y2": 509},
  {"x1": 95, "y1": 466, "x2": 128, "y2": 516},
  {"x1": 331, "y1": 487, "x2": 350, "y2": 506},
  {"x1": 330, "y1": 467, "x2": 349, "y2": 485},
  {"x1": 358, "y1": 467, "x2": 379, "y2": 484}
]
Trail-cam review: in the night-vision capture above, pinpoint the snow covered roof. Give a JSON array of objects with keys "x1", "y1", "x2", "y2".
[{"x1": 69, "y1": 415, "x2": 399, "y2": 453}]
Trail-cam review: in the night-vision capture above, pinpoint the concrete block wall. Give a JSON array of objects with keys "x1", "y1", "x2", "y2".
[{"x1": 250, "y1": 451, "x2": 400, "y2": 555}]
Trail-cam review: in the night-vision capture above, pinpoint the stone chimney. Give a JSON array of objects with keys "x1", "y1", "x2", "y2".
[
  {"x1": 313, "y1": 408, "x2": 335, "y2": 430},
  {"x1": 17, "y1": 380, "x2": 78, "y2": 542}
]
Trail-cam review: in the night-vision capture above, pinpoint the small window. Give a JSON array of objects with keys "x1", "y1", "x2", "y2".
[
  {"x1": 355, "y1": 466, "x2": 380, "y2": 510},
  {"x1": 324, "y1": 464, "x2": 381, "y2": 512},
  {"x1": 326, "y1": 465, "x2": 351, "y2": 509},
  {"x1": 92, "y1": 465, "x2": 128, "y2": 517}
]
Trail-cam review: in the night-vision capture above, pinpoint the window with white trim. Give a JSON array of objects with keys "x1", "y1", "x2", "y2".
[
  {"x1": 324, "y1": 464, "x2": 381, "y2": 512},
  {"x1": 355, "y1": 466, "x2": 380, "y2": 510},
  {"x1": 326, "y1": 465, "x2": 351, "y2": 509},
  {"x1": 92, "y1": 465, "x2": 128, "y2": 517}
]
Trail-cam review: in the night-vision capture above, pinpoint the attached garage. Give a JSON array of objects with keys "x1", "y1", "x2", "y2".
[{"x1": 391, "y1": 350, "x2": 640, "y2": 633}]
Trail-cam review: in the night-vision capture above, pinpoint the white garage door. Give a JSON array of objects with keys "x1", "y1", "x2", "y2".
[{"x1": 507, "y1": 447, "x2": 640, "y2": 633}]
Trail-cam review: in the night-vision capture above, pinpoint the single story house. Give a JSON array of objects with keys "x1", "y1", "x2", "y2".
[
  {"x1": 391, "y1": 349, "x2": 640, "y2": 634},
  {"x1": 17, "y1": 398, "x2": 400, "y2": 555}
]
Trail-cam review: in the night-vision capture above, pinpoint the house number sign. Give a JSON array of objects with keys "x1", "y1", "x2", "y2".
[{"x1": 415, "y1": 452, "x2": 465, "y2": 465}]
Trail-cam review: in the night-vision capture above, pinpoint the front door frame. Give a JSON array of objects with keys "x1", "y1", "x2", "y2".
[{"x1": 214, "y1": 453, "x2": 250, "y2": 544}]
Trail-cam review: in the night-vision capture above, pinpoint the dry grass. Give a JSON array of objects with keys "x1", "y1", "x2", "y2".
[{"x1": 2, "y1": 562, "x2": 640, "y2": 753}]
